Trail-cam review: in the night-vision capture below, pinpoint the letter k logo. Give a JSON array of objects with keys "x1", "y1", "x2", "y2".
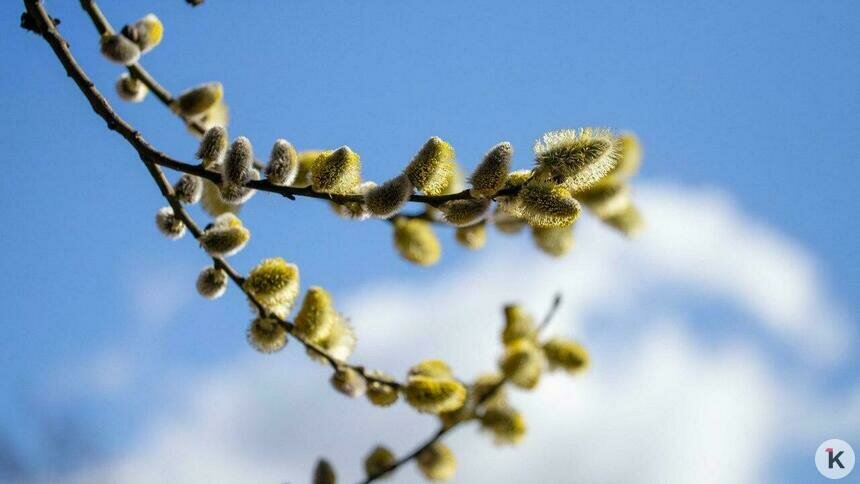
[{"x1": 828, "y1": 448, "x2": 846, "y2": 469}]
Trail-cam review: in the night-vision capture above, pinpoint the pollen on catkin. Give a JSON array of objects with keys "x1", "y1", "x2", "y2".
[
  {"x1": 292, "y1": 150, "x2": 329, "y2": 188},
  {"x1": 246, "y1": 317, "x2": 287, "y2": 353},
  {"x1": 455, "y1": 222, "x2": 486, "y2": 250},
  {"x1": 121, "y1": 14, "x2": 163, "y2": 54},
  {"x1": 366, "y1": 370, "x2": 400, "y2": 407},
  {"x1": 416, "y1": 443, "x2": 456, "y2": 481},
  {"x1": 542, "y1": 337, "x2": 589, "y2": 374},
  {"x1": 501, "y1": 305, "x2": 537, "y2": 345},
  {"x1": 313, "y1": 459, "x2": 336, "y2": 484},
  {"x1": 312, "y1": 146, "x2": 362, "y2": 194},
  {"x1": 365, "y1": 174, "x2": 414, "y2": 218},
  {"x1": 480, "y1": 406, "x2": 527, "y2": 445},
  {"x1": 495, "y1": 169, "x2": 533, "y2": 218},
  {"x1": 405, "y1": 137, "x2": 456, "y2": 195},
  {"x1": 404, "y1": 375, "x2": 467, "y2": 414},
  {"x1": 499, "y1": 338, "x2": 544, "y2": 390},
  {"x1": 173, "y1": 82, "x2": 224, "y2": 117},
  {"x1": 115, "y1": 73, "x2": 148, "y2": 103},
  {"x1": 196, "y1": 126, "x2": 228, "y2": 168},
  {"x1": 265, "y1": 139, "x2": 298, "y2": 186},
  {"x1": 440, "y1": 199, "x2": 491, "y2": 227},
  {"x1": 470, "y1": 141, "x2": 512, "y2": 197},
  {"x1": 196, "y1": 266, "x2": 228, "y2": 299},
  {"x1": 533, "y1": 128, "x2": 620, "y2": 191},
  {"x1": 517, "y1": 180, "x2": 581, "y2": 228},
  {"x1": 155, "y1": 206, "x2": 185, "y2": 240},
  {"x1": 364, "y1": 446, "x2": 396, "y2": 479},
  {"x1": 223, "y1": 136, "x2": 255, "y2": 186},
  {"x1": 409, "y1": 359, "x2": 454, "y2": 379},
  {"x1": 532, "y1": 225, "x2": 574, "y2": 257},
  {"x1": 244, "y1": 257, "x2": 300, "y2": 314},
  {"x1": 99, "y1": 33, "x2": 140, "y2": 65},
  {"x1": 294, "y1": 286, "x2": 337, "y2": 343},
  {"x1": 199, "y1": 213, "x2": 250, "y2": 256},
  {"x1": 393, "y1": 218, "x2": 441, "y2": 266},
  {"x1": 330, "y1": 367, "x2": 366, "y2": 398},
  {"x1": 174, "y1": 174, "x2": 203, "y2": 204}
]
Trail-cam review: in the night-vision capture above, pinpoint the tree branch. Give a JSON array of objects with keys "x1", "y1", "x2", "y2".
[
  {"x1": 361, "y1": 293, "x2": 562, "y2": 483},
  {"x1": 22, "y1": 0, "x2": 401, "y2": 391}
]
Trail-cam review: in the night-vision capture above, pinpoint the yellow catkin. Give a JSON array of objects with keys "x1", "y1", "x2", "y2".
[
  {"x1": 366, "y1": 370, "x2": 400, "y2": 407},
  {"x1": 492, "y1": 206, "x2": 527, "y2": 234},
  {"x1": 246, "y1": 317, "x2": 287, "y2": 353},
  {"x1": 330, "y1": 367, "x2": 366, "y2": 397},
  {"x1": 405, "y1": 137, "x2": 456, "y2": 195},
  {"x1": 174, "y1": 174, "x2": 203, "y2": 204},
  {"x1": 501, "y1": 305, "x2": 537, "y2": 345},
  {"x1": 243, "y1": 257, "x2": 300, "y2": 313},
  {"x1": 604, "y1": 203, "x2": 644, "y2": 237},
  {"x1": 470, "y1": 372, "x2": 507, "y2": 408},
  {"x1": 196, "y1": 127, "x2": 228, "y2": 168},
  {"x1": 455, "y1": 222, "x2": 486, "y2": 250},
  {"x1": 403, "y1": 375, "x2": 467, "y2": 414},
  {"x1": 99, "y1": 33, "x2": 140, "y2": 65},
  {"x1": 200, "y1": 179, "x2": 237, "y2": 216},
  {"x1": 312, "y1": 146, "x2": 362, "y2": 194},
  {"x1": 121, "y1": 13, "x2": 163, "y2": 54},
  {"x1": 307, "y1": 315, "x2": 356, "y2": 362},
  {"x1": 196, "y1": 266, "x2": 227, "y2": 299},
  {"x1": 313, "y1": 459, "x2": 336, "y2": 484},
  {"x1": 608, "y1": 132, "x2": 642, "y2": 180},
  {"x1": 364, "y1": 446, "x2": 396, "y2": 479},
  {"x1": 291, "y1": 150, "x2": 330, "y2": 188},
  {"x1": 542, "y1": 337, "x2": 589, "y2": 373},
  {"x1": 199, "y1": 213, "x2": 250, "y2": 256},
  {"x1": 533, "y1": 128, "x2": 620, "y2": 191},
  {"x1": 416, "y1": 443, "x2": 456, "y2": 481},
  {"x1": 575, "y1": 180, "x2": 632, "y2": 219},
  {"x1": 265, "y1": 139, "x2": 299, "y2": 186},
  {"x1": 440, "y1": 199, "x2": 491, "y2": 227},
  {"x1": 329, "y1": 181, "x2": 375, "y2": 220},
  {"x1": 173, "y1": 82, "x2": 224, "y2": 117},
  {"x1": 469, "y1": 142, "x2": 512, "y2": 197},
  {"x1": 393, "y1": 218, "x2": 441, "y2": 266},
  {"x1": 499, "y1": 338, "x2": 544, "y2": 390},
  {"x1": 155, "y1": 206, "x2": 185, "y2": 240},
  {"x1": 532, "y1": 225, "x2": 574, "y2": 257},
  {"x1": 409, "y1": 359, "x2": 454, "y2": 378},
  {"x1": 480, "y1": 406, "x2": 527, "y2": 445},
  {"x1": 517, "y1": 180, "x2": 581, "y2": 228},
  {"x1": 115, "y1": 73, "x2": 148, "y2": 103},
  {"x1": 365, "y1": 174, "x2": 414, "y2": 218},
  {"x1": 294, "y1": 286, "x2": 337, "y2": 343}
]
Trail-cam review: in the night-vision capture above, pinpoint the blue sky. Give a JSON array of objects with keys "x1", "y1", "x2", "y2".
[{"x1": 1, "y1": 0, "x2": 859, "y2": 482}]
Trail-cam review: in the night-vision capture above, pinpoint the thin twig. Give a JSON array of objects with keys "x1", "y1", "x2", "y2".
[
  {"x1": 22, "y1": 0, "x2": 400, "y2": 391},
  {"x1": 361, "y1": 293, "x2": 562, "y2": 483}
]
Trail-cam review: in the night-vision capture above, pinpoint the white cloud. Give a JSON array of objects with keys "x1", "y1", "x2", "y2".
[{"x1": 60, "y1": 183, "x2": 857, "y2": 483}]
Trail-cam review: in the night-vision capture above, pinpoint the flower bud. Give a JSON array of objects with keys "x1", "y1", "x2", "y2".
[
  {"x1": 532, "y1": 225, "x2": 574, "y2": 257},
  {"x1": 499, "y1": 339, "x2": 544, "y2": 390},
  {"x1": 330, "y1": 367, "x2": 366, "y2": 397},
  {"x1": 223, "y1": 136, "x2": 255, "y2": 186},
  {"x1": 470, "y1": 142, "x2": 512, "y2": 197},
  {"x1": 440, "y1": 199, "x2": 490, "y2": 227},
  {"x1": 455, "y1": 222, "x2": 486, "y2": 250},
  {"x1": 366, "y1": 370, "x2": 400, "y2": 407},
  {"x1": 218, "y1": 168, "x2": 258, "y2": 205},
  {"x1": 196, "y1": 266, "x2": 228, "y2": 299},
  {"x1": 329, "y1": 181, "x2": 375, "y2": 220},
  {"x1": 404, "y1": 137, "x2": 456, "y2": 195},
  {"x1": 120, "y1": 14, "x2": 163, "y2": 54},
  {"x1": 294, "y1": 286, "x2": 337, "y2": 343},
  {"x1": 196, "y1": 126, "x2": 228, "y2": 168},
  {"x1": 533, "y1": 128, "x2": 620, "y2": 191},
  {"x1": 265, "y1": 139, "x2": 299, "y2": 186},
  {"x1": 542, "y1": 337, "x2": 589, "y2": 374},
  {"x1": 199, "y1": 213, "x2": 250, "y2": 256},
  {"x1": 409, "y1": 359, "x2": 453, "y2": 379},
  {"x1": 416, "y1": 443, "x2": 456, "y2": 481},
  {"x1": 393, "y1": 218, "x2": 441, "y2": 266},
  {"x1": 155, "y1": 206, "x2": 185, "y2": 240},
  {"x1": 517, "y1": 181, "x2": 581, "y2": 228},
  {"x1": 480, "y1": 406, "x2": 526, "y2": 445},
  {"x1": 365, "y1": 174, "x2": 413, "y2": 218},
  {"x1": 364, "y1": 446, "x2": 396, "y2": 479},
  {"x1": 174, "y1": 174, "x2": 203, "y2": 204},
  {"x1": 244, "y1": 257, "x2": 300, "y2": 314},
  {"x1": 313, "y1": 459, "x2": 336, "y2": 484},
  {"x1": 575, "y1": 180, "x2": 631, "y2": 219},
  {"x1": 312, "y1": 146, "x2": 362, "y2": 194},
  {"x1": 604, "y1": 203, "x2": 644, "y2": 237},
  {"x1": 501, "y1": 305, "x2": 536, "y2": 345},
  {"x1": 200, "y1": 179, "x2": 236, "y2": 216},
  {"x1": 99, "y1": 34, "x2": 140, "y2": 65},
  {"x1": 115, "y1": 73, "x2": 148, "y2": 103},
  {"x1": 246, "y1": 317, "x2": 287, "y2": 353},
  {"x1": 173, "y1": 82, "x2": 223, "y2": 117},
  {"x1": 404, "y1": 375, "x2": 467, "y2": 414}
]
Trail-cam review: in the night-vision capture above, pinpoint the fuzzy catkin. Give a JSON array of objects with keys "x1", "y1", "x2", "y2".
[
  {"x1": 517, "y1": 181, "x2": 581, "y2": 228},
  {"x1": 196, "y1": 266, "x2": 227, "y2": 299},
  {"x1": 405, "y1": 137, "x2": 456, "y2": 195},
  {"x1": 265, "y1": 139, "x2": 298, "y2": 186},
  {"x1": 173, "y1": 82, "x2": 223, "y2": 117},
  {"x1": 455, "y1": 222, "x2": 486, "y2": 250},
  {"x1": 469, "y1": 141, "x2": 512, "y2": 197},
  {"x1": 174, "y1": 174, "x2": 203, "y2": 204},
  {"x1": 115, "y1": 73, "x2": 148, "y2": 102},
  {"x1": 196, "y1": 126, "x2": 228, "y2": 168},
  {"x1": 155, "y1": 206, "x2": 185, "y2": 239},
  {"x1": 532, "y1": 225, "x2": 574, "y2": 257},
  {"x1": 99, "y1": 34, "x2": 141, "y2": 65},
  {"x1": 441, "y1": 198, "x2": 491, "y2": 227},
  {"x1": 120, "y1": 14, "x2": 163, "y2": 54},
  {"x1": 532, "y1": 127, "x2": 620, "y2": 191},
  {"x1": 393, "y1": 218, "x2": 441, "y2": 266},
  {"x1": 365, "y1": 174, "x2": 413, "y2": 218},
  {"x1": 246, "y1": 317, "x2": 287, "y2": 353},
  {"x1": 312, "y1": 146, "x2": 361, "y2": 194}
]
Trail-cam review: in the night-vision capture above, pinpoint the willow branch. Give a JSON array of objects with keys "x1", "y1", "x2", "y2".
[
  {"x1": 22, "y1": 0, "x2": 400, "y2": 391},
  {"x1": 362, "y1": 293, "x2": 562, "y2": 483}
]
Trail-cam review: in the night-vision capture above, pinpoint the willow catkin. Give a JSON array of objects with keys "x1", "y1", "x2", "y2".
[
  {"x1": 99, "y1": 34, "x2": 140, "y2": 65},
  {"x1": 499, "y1": 338, "x2": 544, "y2": 390},
  {"x1": 364, "y1": 446, "x2": 396, "y2": 479},
  {"x1": 199, "y1": 212, "x2": 250, "y2": 256},
  {"x1": 469, "y1": 141, "x2": 512, "y2": 197},
  {"x1": 330, "y1": 367, "x2": 366, "y2": 398},
  {"x1": 173, "y1": 82, "x2": 223, "y2": 117},
  {"x1": 609, "y1": 132, "x2": 642, "y2": 180},
  {"x1": 517, "y1": 181, "x2": 581, "y2": 228},
  {"x1": 312, "y1": 146, "x2": 361, "y2": 194},
  {"x1": 542, "y1": 337, "x2": 589, "y2": 373},
  {"x1": 604, "y1": 203, "x2": 644, "y2": 237},
  {"x1": 174, "y1": 174, "x2": 203, "y2": 204},
  {"x1": 403, "y1": 375, "x2": 467, "y2": 414},
  {"x1": 154, "y1": 206, "x2": 185, "y2": 240},
  {"x1": 533, "y1": 128, "x2": 620, "y2": 191},
  {"x1": 405, "y1": 137, "x2": 456, "y2": 195},
  {"x1": 120, "y1": 13, "x2": 163, "y2": 54},
  {"x1": 416, "y1": 443, "x2": 456, "y2": 481},
  {"x1": 480, "y1": 406, "x2": 527, "y2": 445},
  {"x1": 312, "y1": 459, "x2": 336, "y2": 484},
  {"x1": 246, "y1": 317, "x2": 287, "y2": 353},
  {"x1": 366, "y1": 370, "x2": 400, "y2": 407},
  {"x1": 243, "y1": 257, "x2": 300, "y2": 313},
  {"x1": 196, "y1": 126, "x2": 228, "y2": 168},
  {"x1": 440, "y1": 198, "x2": 491, "y2": 227},
  {"x1": 532, "y1": 225, "x2": 574, "y2": 257},
  {"x1": 455, "y1": 222, "x2": 486, "y2": 250},
  {"x1": 501, "y1": 305, "x2": 537, "y2": 345},
  {"x1": 294, "y1": 286, "x2": 337, "y2": 343},
  {"x1": 393, "y1": 218, "x2": 441, "y2": 266},
  {"x1": 223, "y1": 136, "x2": 255, "y2": 186},
  {"x1": 409, "y1": 359, "x2": 454, "y2": 378},
  {"x1": 115, "y1": 73, "x2": 148, "y2": 103},
  {"x1": 266, "y1": 139, "x2": 298, "y2": 186},
  {"x1": 365, "y1": 174, "x2": 414, "y2": 218},
  {"x1": 196, "y1": 266, "x2": 228, "y2": 299},
  {"x1": 575, "y1": 180, "x2": 632, "y2": 219}
]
